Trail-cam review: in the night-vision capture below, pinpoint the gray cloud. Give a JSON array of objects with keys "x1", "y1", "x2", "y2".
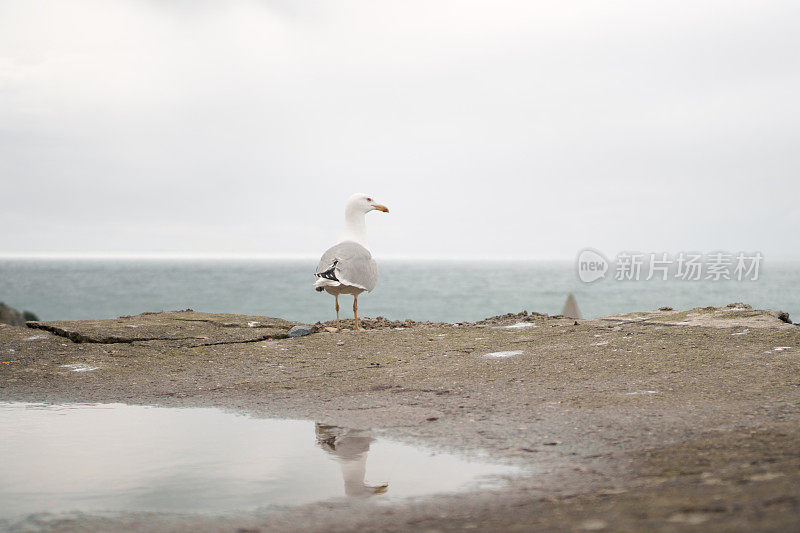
[{"x1": 1, "y1": 0, "x2": 798, "y2": 258}]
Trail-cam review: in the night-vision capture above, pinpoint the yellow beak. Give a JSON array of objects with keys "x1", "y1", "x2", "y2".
[{"x1": 374, "y1": 204, "x2": 389, "y2": 213}]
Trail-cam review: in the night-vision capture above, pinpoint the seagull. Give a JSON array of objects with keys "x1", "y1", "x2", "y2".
[
  {"x1": 315, "y1": 423, "x2": 388, "y2": 497},
  {"x1": 315, "y1": 193, "x2": 389, "y2": 331}
]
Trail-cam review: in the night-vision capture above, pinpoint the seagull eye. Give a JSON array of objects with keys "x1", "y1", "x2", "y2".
[{"x1": 366, "y1": 197, "x2": 372, "y2": 202}]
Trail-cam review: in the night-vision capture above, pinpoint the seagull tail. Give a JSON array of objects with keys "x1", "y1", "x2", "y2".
[{"x1": 314, "y1": 276, "x2": 339, "y2": 292}]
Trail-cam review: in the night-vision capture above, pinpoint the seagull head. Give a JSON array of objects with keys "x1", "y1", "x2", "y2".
[{"x1": 348, "y1": 193, "x2": 389, "y2": 214}]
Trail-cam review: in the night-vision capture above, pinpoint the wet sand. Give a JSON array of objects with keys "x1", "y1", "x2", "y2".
[{"x1": 1, "y1": 305, "x2": 799, "y2": 531}]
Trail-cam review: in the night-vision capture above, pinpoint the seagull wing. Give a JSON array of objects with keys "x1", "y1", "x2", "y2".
[{"x1": 315, "y1": 241, "x2": 378, "y2": 292}]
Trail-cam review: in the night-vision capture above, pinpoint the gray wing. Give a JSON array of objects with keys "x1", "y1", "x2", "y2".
[{"x1": 315, "y1": 241, "x2": 378, "y2": 291}]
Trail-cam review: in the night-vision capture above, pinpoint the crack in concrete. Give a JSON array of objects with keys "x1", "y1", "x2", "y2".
[
  {"x1": 26, "y1": 321, "x2": 296, "y2": 347},
  {"x1": 169, "y1": 317, "x2": 290, "y2": 330},
  {"x1": 190, "y1": 334, "x2": 289, "y2": 347},
  {"x1": 26, "y1": 323, "x2": 205, "y2": 345},
  {"x1": 169, "y1": 318, "x2": 241, "y2": 327}
]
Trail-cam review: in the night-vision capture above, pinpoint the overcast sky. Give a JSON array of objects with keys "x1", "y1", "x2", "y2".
[{"x1": 1, "y1": 1, "x2": 798, "y2": 259}]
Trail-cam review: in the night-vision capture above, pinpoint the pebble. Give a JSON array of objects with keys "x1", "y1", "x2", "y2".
[{"x1": 288, "y1": 325, "x2": 313, "y2": 337}]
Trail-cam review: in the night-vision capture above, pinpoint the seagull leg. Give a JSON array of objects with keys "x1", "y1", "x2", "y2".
[
  {"x1": 353, "y1": 295, "x2": 360, "y2": 331},
  {"x1": 335, "y1": 295, "x2": 340, "y2": 332}
]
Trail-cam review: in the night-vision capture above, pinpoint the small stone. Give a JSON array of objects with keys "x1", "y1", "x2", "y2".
[
  {"x1": 658, "y1": 306, "x2": 673, "y2": 311},
  {"x1": 287, "y1": 325, "x2": 313, "y2": 337},
  {"x1": 771, "y1": 310, "x2": 791, "y2": 323}
]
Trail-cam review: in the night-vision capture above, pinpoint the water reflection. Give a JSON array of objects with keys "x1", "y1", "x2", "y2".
[
  {"x1": 0, "y1": 402, "x2": 520, "y2": 522},
  {"x1": 315, "y1": 423, "x2": 389, "y2": 498}
]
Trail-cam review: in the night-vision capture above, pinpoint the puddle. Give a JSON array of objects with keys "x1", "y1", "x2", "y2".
[
  {"x1": 501, "y1": 323, "x2": 537, "y2": 330},
  {"x1": 482, "y1": 350, "x2": 523, "y2": 358},
  {"x1": 0, "y1": 403, "x2": 520, "y2": 522},
  {"x1": 59, "y1": 363, "x2": 98, "y2": 372},
  {"x1": 764, "y1": 346, "x2": 794, "y2": 354}
]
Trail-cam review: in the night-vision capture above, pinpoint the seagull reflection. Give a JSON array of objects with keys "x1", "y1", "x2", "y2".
[{"x1": 315, "y1": 423, "x2": 389, "y2": 498}]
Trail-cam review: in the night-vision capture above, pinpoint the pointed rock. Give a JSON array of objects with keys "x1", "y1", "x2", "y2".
[{"x1": 561, "y1": 293, "x2": 582, "y2": 319}]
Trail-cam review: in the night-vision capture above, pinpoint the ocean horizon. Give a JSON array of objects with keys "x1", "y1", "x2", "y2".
[{"x1": 1, "y1": 258, "x2": 797, "y2": 324}]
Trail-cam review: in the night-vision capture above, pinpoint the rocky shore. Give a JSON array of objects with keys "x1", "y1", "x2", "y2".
[
  {"x1": 0, "y1": 302, "x2": 38, "y2": 327},
  {"x1": 1, "y1": 304, "x2": 799, "y2": 532}
]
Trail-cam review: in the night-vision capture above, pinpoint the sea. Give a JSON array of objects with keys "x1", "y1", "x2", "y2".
[{"x1": 0, "y1": 259, "x2": 798, "y2": 324}]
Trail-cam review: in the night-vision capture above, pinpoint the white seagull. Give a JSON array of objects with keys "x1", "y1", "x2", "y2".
[{"x1": 315, "y1": 193, "x2": 389, "y2": 331}]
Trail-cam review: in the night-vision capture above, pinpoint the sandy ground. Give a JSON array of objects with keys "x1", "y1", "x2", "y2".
[{"x1": 1, "y1": 305, "x2": 799, "y2": 532}]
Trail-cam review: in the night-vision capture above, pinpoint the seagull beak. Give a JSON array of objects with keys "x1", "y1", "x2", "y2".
[{"x1": 374, "y1": 204, "x2": 389, "y2": 213}]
